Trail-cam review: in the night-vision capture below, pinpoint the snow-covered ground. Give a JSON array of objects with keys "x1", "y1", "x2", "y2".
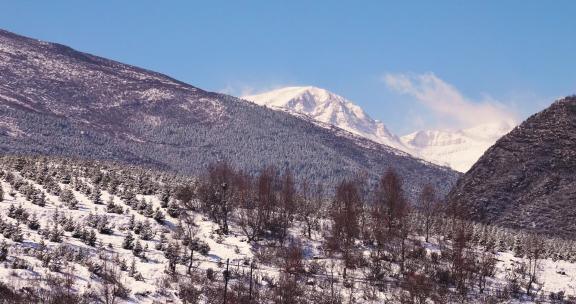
[{"x1": 1, "y1": 158, "x2": 575, "y2": 303}]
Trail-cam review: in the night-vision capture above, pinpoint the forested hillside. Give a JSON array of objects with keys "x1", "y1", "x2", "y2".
[
  {"x1": 447, "y1": 96, "x2": 576, "y2": 238},
  {"x1": 0, "y1": 29, "x2": 458, "y2": 199}
]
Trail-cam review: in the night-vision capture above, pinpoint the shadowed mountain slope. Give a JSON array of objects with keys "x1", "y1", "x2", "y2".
[{"x1": 447, "y1": 96, "x2": 576, "y2": 238}]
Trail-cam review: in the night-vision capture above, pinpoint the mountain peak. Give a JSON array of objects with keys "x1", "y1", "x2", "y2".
[{"x1": 243, "y1": 87, "x2": 402, "y2": 149}]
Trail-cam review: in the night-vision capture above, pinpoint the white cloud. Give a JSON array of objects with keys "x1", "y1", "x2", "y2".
[{"x1": 383, "y1": 72, "x2": 518, "y2": 129}]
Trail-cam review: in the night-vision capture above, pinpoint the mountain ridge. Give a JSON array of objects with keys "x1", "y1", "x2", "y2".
[
  {"x1": 0, "y1": 28, "x2": 459, "y2": 199},
  {"x1": 447, "y1": 96, "x2": 576, "y2": 238}
]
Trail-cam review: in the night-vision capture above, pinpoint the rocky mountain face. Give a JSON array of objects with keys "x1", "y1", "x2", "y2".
[
  {"x1": 447, "y1": 96, "x2": 576, "y2": 238},
  {"x1": 0, "y1": 29, "x2": 459, "y2": 198},
  {"x1": 244, "y1": 86, "x2": 513, "y2": 172}
]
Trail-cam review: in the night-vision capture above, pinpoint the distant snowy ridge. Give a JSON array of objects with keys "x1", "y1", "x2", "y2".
[
  {"x1": 400, "y1": 121, "x2": 515, "y2": 172},
  {"x1": 244, "y1": 86, "x2": 514, "y2": 172}
]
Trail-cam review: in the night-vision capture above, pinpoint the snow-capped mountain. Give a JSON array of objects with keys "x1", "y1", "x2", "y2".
[
  {"x1": 243, "y1": 86, "x2": 405, "y2": 150},
  {"x1": 400, "y1": 121, "x2": 515, "y2": 172},
  {"x1": 244, "y1": 86, "x2": 514, "y2": 172}
]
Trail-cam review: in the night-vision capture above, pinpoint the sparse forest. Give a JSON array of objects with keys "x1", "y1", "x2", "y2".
[{"x1": 0, "y1": 155, "x2": 574, "y2": 304}]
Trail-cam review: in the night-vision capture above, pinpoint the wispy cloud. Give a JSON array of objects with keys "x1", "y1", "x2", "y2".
[
  {"x1": 383, "y1": 72, "x2": 518, "y2": 129},
  {"x1": 219, "y1": 84, "x2": 260, "y2": 97},
  {"x1": 219, "y1": 83, "x2": 293, "y2": 99}
]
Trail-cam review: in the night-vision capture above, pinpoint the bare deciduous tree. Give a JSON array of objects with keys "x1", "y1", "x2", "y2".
[{"x1": 418, "y1": 184, "x2": 439, "y2": 243}]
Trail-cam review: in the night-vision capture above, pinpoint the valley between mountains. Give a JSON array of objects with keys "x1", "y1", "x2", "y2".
[{"x1": 0, "y1": 28, "x2": 575, "y2": 304}]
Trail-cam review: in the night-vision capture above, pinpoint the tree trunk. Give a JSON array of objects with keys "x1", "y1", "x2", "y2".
[{"x1": 187, "y1": 249, "x2": 194, "y2": 274}]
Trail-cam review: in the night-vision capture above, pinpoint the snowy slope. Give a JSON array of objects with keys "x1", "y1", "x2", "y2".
[
  {"x1": 243, "y1": 86, "x2": 405, "y2": 150},
  {"x1": 244, "y1": 87, "x2": 514, "y2": 172},
  {"x1": 401, "y1": 121, "x2": 515, "y2": 172},
  {"x1": 3, "y1": 156, "x2": 576, "y2": 303}
]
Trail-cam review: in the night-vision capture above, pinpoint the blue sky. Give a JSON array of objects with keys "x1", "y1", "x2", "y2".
[{"x1": 1, "y1": 1, "x2": 575, "y2": 134}]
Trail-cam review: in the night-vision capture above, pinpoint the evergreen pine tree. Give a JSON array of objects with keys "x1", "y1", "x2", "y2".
[
  {"x1": 128, "y1": 214, "x2": 136, "y2": 230},
  {"x1": 119, "y1": 258, "x2": 128, "y2": 271},
  {"x1": 91, "y1": 184, "x2": 102, "y2": 205},
  {"x1": 72, "y1": 225, "x2": 84, "y2": 239},
  {"x1": 164, "y1": 242, "x2": 180, "y2": 275},
  {"x1": 0, "y1": 241, "x2": 8, "y2": 261},
  {"x1": 140, "y1": 220, "x2": 155, "y2": 240},
  {"x1": 106, "y1": 195, "x2": 123, "y2": 214},
  {"x1": 167, "y1": 201, "x2": 179, "y2": 218},
  {"x1": 14, "y1": 204, "x2": 28, "y2": 221},
  {"x1": 87, "y1": 230, "x2": 97, "y2": 247},
  {"x1": 133, "y1": 239, "x2": 143, "y2": 257},
  {"x1": 25, "y1": 186, "x2": 34, "y2": 201},
  {"x1": 7, "y1": 204, "x2": 16, "y2": 218},
  {"x1": 34, "y1": 191, "x2": 46, "y2": 207},
  {"x1": 138, "y1": 197, "x2": 147, "y2": 211},
  {"x1": 61, "y1": 188, "x2": 76, "y2": 209},
  {"x1": 11, "y1": 225, "x2": 23, "y2": 242},
  {"x1": 156, "y1": 233, "x2": 167, "y2": 250},
  {"x1": 123, "y1": 232, "x2": 135, "y2": 250},
  {"x1": 27, "y1": 213, "x2": 40, "y2": 230},
  {"x1": 49, "y1": 224, "x2": 63, "y2": 243},
  {"x1": 143, "y1": 202, "x2": 154, "y2": 218},
  {"x1": 63, "y1": 216, "x2": 75, "y2": 232},
  {"x1": 154, "y1": 207, "x2": 165, "y2": 223},
  {"x1": 129, "y1": 258, "x2": 137, "y2": 277},
  {"x1": 159, "y1": 188, "x2": 170, "y2": 208},
  {"x1": 61, "y1": 173, "x2": 71, "y2": 184},
  {"x1": 123, "y1": 189, "x2": 136, "y2": 208}
]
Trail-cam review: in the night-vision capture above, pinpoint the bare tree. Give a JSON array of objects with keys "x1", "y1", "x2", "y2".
[
  {"x1": 418, "y1": 184, "x2": 439, "y2": 243},
  {"x1": 475, "y1": 250, "x2": 496, "y2": 294},
  {"x1": 379, "y1": 168, "x2": 407, "y2": 232},
  {"x1": 257, "y1": 166, "x2": 277, "y2": 234},
  {"x1": 372, "y1": 169, "x2": 410, "y2": 274},
  {"x1": 525, "y1": 233, "x2": 545, "y2": 296},
  {"x1": 99, "y1": 258, "x2": 129, "y2": 304},
  {"x1": 328, "y1": 180, "x2": 362, "y2": 271},
  {"x1": 277, "y1": 168, "x2": 297, "y2": 244},
  {"x1": 449, "y1": 221, "x2": 475, "y2": 295},
  {"x1": 236, "y1": 172, "x2": 263, "y2": 242},
  {"x1": 283, "y1": 240, "x2": 305, "y2": 275},
  {"x1": 297, "y1": 179, "x2": 323, "y2": 239},
  {"x1": 179, "y1": 213, "x2": 200, "y2": 275},
  {"x1": 197, "y1": 162, "x2": 237, "y2": 234}
]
